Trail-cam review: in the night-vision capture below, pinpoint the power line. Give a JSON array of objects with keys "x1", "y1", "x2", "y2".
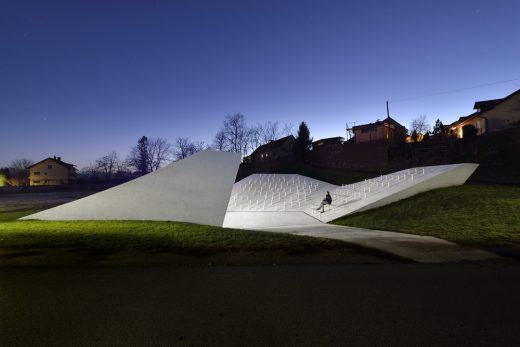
[{"x1": 390, "y1": 77, "x2": 520, "y2": 103}]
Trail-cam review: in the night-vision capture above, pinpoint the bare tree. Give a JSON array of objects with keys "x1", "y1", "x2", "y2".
[
  {"x1": 258, "y1": 121, "x2": 280, "y2": 143},
  {"x1": 248, "y1": 121, "x2": 293, "y2": 152},
  {"x1": 193, "y1": 141, "x2": 209, "y2": 152},
  {"x1": 175, "y1": 138, "x2": 209, "y2": 160},
  {"x1": 10, "y1": 158, "x2": 34, "y2": 170},
  {"x1": 126, "y1": 136, "x2": 172, "y2": 174},
  {"x1": 9, "y1": 158, "x2": 34, "y2": 184},
  {"x1": 78, "y1": 163, "x2": 99, "y2": 181},
  {"x1": 95, "y1": 151, "x2": 120, "y2": 182},
  {"x1": 221, "y1": 113, "x2": 250, "y2": 156},
  {"x1": 214, "y1": 115, "x2": 290, "y2": 156},
  {"x1": 175, "y1": 137, "x2": 194, "y2": 160},
  {"x1": 410, "y1": 114, "x2": 431, "y2": 140},
  {"x1": 248, "y1": 125, "x2": 262, "y2": 153},
  {"x1": 148, "y1": 137, "x2": 172, "y2": 171},
  {"x1": 213, "y1": 129, "x2": 227, "y2": 151},
  {"x1": 282, "y1": 122, "x2": 293, "y2": 136}
]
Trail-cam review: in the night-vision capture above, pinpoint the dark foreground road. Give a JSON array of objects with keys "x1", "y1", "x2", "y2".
[{"x1": 1, "y1": 264, "x2": 519, "y2": 346}]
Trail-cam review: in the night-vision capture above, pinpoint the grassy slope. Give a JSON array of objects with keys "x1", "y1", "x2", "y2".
[
  {"x1": 0, "y1": 210, "x2": 371, "y2": 256},
  {"x1": 333, "y1": 184, "x2": 520, "y2": 248}
]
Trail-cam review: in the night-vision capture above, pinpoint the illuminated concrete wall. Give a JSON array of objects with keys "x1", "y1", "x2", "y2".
[
  {"x1": 223, "y1": 163, "x2": 478, "y2": 229},
  {"x1": 21, "y1": 159, "x2": 477, "y2": 229},
  {"x1": 21, "y1": 151, "x2": 241, "y2": 227}
]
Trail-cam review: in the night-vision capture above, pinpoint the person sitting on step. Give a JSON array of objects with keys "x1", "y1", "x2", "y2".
[{"x1": 317, "y1": 191, "x2": 332, "y2": 213}]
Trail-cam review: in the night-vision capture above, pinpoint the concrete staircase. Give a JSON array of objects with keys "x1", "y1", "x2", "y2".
[{"x1": 223, "y1": 163, "x2": 478, "y2": 228}]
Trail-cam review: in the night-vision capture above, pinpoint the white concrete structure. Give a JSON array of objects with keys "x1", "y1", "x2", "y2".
[
  {"x1": 21, "y1": 151, "x2": 241, "y2": 227},
  {"x1": 22, "y1": 155, "x2": 477, "y2": 231},
  {"x1": 223, "y1": 163, "x2": 478, "y2": 229}
]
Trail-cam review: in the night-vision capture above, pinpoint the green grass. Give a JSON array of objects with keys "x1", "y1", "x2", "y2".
[
  {"x1": 0, "y1": 210, "x2": 362, "y2": 256},
  {"x1": 0, "y1": 210, "x2": 42, "y2": 222},
  {"x1": 332, "y1": 184, "x2": 520, "y2": 248}
]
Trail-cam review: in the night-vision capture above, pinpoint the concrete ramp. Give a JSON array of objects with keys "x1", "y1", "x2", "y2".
[
  {"x1": 20, "y1": 151, "x2": 241, "y2": 227},
  {"x1": 224, "y1": 163, "x2": 478, "y2": 228},
  {"x1": 315, "y1": 163, "x2": 479, "y2": 222},
  {"x1": 223, "y1": 211, "x2": 322, "y2": 229}
]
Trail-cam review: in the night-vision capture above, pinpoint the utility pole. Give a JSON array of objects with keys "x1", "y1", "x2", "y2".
[{"x1": 345, "y1": 122, "x2": 356, "y2": 140}]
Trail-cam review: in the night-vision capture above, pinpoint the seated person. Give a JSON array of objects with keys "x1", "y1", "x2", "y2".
[{"x1": 317, "y1": 191, "x2": 332, "y2": 212}]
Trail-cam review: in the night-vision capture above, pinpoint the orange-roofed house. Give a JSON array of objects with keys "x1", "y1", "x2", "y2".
[
  {"x1": 352, "y1": 116, "x2": 406, "y2": 143},
  {"x1": 28, "y1": 156, "x2": 77, "y2": 186}
]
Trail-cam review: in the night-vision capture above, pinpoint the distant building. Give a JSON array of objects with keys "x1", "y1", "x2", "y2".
[
  {"x1": 28, "y1": 156, "x2": 77, "y2": 186},
  {"x1": 247, "y1": 135, "x2": 295, "y2": 163},
  {"x1": 352, "y1": 117, "x2": 406, "y2": 143},
  {"x1": 312, "y1": 137, "x2": 344, "y2": 152},
  {"x1": 450, "y1": 89, "x2": 520, "y2": 138},
  {"x1": 405, "y1": 132, "x2": 425, "y2": 143}
]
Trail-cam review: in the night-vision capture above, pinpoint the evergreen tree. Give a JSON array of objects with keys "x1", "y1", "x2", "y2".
[
  {"x1": 432, "y1": 119, "x2": 446, "y2": 137},
  {"x1": 293, "y1": 121, "x2": 313, "y2": 161},
  {"x1": 136, "y1": 136, "x2": 150, "y2": 175}
]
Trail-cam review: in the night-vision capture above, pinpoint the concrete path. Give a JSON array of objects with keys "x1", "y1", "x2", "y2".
[{"x1": 252, "y1": 224, "x2": 502, "y2": 263}]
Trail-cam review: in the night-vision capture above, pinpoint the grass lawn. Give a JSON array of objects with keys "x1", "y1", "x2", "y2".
[
  {"x1": 332, "y1": 184, "x2": 520, "y2": 251},
  {"x1": 0, "y1": 210, "x2": 402, "y2": 265}
]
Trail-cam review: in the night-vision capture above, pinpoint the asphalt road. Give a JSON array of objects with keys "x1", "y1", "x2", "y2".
[
  {"x1": 0, "y1": 191, "x2": 93, "y2": 212},
  {"x1": 1, "y1": 264, "x2": 520, "y2": 346}
]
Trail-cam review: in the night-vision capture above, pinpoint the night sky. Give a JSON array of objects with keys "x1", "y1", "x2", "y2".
[{"x1": 1, "y1": 0, "x2": 519, "y2": 169}]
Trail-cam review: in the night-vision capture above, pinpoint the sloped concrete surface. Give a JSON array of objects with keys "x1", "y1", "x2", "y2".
[
  {"x1": 256, "y1": 224, "x2": 501, "y2": 263},
  {"x1": 224, "y1": 163, "x2": 479, "y2": 228},
  {"x1": 223, "y1": 211, "x2": 322, "y2": 229},
  {"x1": 21, "y1": 151, "x2": 241, "y2": 227}
]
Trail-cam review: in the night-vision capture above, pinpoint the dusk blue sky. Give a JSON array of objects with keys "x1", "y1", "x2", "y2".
[{"x1": 1, "y1": 0, "x2": 519, "y2": 169}]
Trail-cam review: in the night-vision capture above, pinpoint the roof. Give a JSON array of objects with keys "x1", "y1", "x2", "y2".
[
  {"x1": 474, "y1": 99, "x2": 503, "y2": 111},
  {"x1": 28, "y1": 157, "x2": 77, "y2": 170},
  {"x1": 473, "y1": 88, "x2": 520, "y2": 112},
  {"x1": 251, "y1": 135, "x2": 295, "y2": 155},
  {"x1": 352, "y1": 116, "x2": 405, "y2": 130},
  {"x1": 449, "y1": 111, "x2": 485, "y2": 127},
  {"x1": 312, "y1": 136, "x2": 344, "y2": 145},
  {"x1": 452, "y1": 88, "x2": 520, "y2": 126}
]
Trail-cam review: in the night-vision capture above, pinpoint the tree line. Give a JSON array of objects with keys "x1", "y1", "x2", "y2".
[
  {"x1": 213, "y1": 113, "x2": 293, "y2": 156},
  {"x1": 0, "y1": 113, "x2": 304, "y2": 186},
  {"x1": 6, "y1": 112, "x2": 445, "y2": 185}
]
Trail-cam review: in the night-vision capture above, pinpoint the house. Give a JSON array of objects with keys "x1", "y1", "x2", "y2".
[
  {"x1": 405, "y1": 132, "x2": 425, "y2": 143},
  {"x1": 449, "y1": 89, "x2": 520, "y2": 138},
  {"x1": 28, "y1": 156, "x2": 77, "y2": 186},
  {"x1": 352, "y1": 117, "x2": 406, "y2": 143},
  {"x1": 312, "y1": 137, "x2": 344, "y2": 152},
  {"x1": 247, "y1": 135, "x2": 295, "y2": 163}
]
